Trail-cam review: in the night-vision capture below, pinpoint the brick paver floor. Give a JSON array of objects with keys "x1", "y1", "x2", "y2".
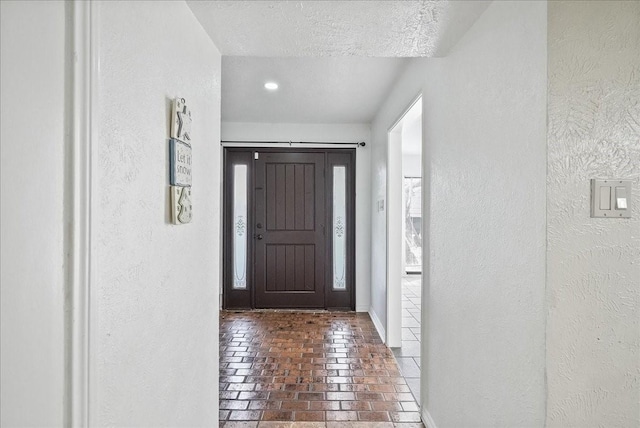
[{"x1": 219, "y1": 310, "x2": 424, "y2": 427}]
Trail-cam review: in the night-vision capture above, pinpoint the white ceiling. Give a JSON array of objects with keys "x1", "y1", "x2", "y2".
[
  {"x1": 221, "y1": 57, "x2": 408, "y2": 123},
  {"x1": 187, "y1": 1, "x2": 491, "y2": 124},
  {"x1": 193, "y1": 1, "x2": 430, "y2": 57}
]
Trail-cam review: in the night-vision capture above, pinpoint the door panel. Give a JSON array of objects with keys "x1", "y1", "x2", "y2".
[
  {"x1": 265, "y1": 244, "x2": 315, "y2": 291},
  {"x1": 255, "y1": 152, "x2": 326, "y2": 308},
  {"x1": 265, "y1": 163, "x2": 315, "y2": 231}
]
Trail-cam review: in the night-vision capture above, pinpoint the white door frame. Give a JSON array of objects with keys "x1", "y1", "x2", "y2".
[
  {"x1": 386, "y1": 95, "x2": 422, "y2": 348},
  {"x1": 386, "y1": 125, "x2": 403, "y2": 348},
  {"x1": 67, "y1": 0, "x2": 99, "y2": 426}
]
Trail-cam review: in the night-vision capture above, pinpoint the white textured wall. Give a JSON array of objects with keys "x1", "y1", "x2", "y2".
[
  {"x1": 546, "y1": 2, "x2": 640, "y2": 426},
  {"x1": 402, "y1": 154, "x2": 422, "y2": 179},
  {"x1": 221, "y1": 122, "x2": 372, "y2": 311},
  {"x1": 402, "y1": 113, "x2": 422, "y2": 178},
  {"x1": 92, "y1": 2, "x2": 221, "y2": 425},
  {"x1": 370, "y1": 61, "x2": 427, "y2": 338},
  {"x1": 371, "y1": 1, "x2": 547, "y2": 425},
  {"x1": 423, "y1": 2, "x2": 547, "y2": 425},
  {"x1": 0, "y1": 1, "x2": 66, "y2": 425}
]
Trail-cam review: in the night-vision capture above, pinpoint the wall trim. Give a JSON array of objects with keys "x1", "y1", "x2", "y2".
[
  {"x1": 385, "y1": 126, "x2": 402, "y2": 348},
  {"x1": 368, "y1": 308, "x2": 386, "y2": 343},
  {"x1": 355, "y1": 305, "x2": 369, "y2": 313},
  {"x1": 67, "y1": 0, "x2": 98, "y2": 426},
  {"x1": 422, "y1": 408, "x2": 438, "y2": 428},
  {"x1": 385, "y1": 93, "x2": 423, "y2": 349}
]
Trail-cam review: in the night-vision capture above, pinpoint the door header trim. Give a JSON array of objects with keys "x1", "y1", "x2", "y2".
[{"x1": 221, "y1": 141, "x2": 365, "y2": 149}]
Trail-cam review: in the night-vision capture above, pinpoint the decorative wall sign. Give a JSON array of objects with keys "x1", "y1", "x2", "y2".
[
  {"x1": 171, "y1": 97, "x2": 192, "y2": 142},
  {"x1": 169, "y1": 97, "x2": 193, "y2": 225},
  {"x1": 171, "y1": 185, "x2": 192, "y2": 224},
  {"x1": 170, "y1": 139, "x2": 192, "y2": 186}
]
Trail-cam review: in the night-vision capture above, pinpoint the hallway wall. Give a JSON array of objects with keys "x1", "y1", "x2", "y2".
[
  {"x1": 0, "y1": 1, "x2": 66, "y2": 425},
  {"x1": 371, "y1": 1, "x2": 547, "y2": 426},
  {"x1": 546, "y1": 1, "x2": 640, "y2": 425},
  {"x1": 91, "y1": 2, "x2": 221, "y2": 425},
  {"x1": 423, "y1": 2, "x2": 547, "y2": 425},
  {"x1": 221, "y1": 122, "x2": 372, "y2": 312}
]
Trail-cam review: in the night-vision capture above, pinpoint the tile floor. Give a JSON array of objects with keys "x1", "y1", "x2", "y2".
[
  {"x1": 392, "y1": 275, "x2": 422, "y2": 403},
  {"x1": 219, "y1": 310, "x2": 424, "y2": 427}
]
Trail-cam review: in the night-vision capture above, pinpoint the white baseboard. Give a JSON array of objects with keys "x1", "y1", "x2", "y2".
[
  {"x1": 368, "y1": 308, "x2": 386, "y2": 342},
  {"x1": 355, "y1": 305, "x2": 369, "y2": 313},
  {"x1": 422, "y1": 408, "x2": 437, "y2": 428}
]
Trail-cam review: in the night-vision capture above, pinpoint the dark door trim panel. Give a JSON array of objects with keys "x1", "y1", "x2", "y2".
[
  {"x1": 223, "y1": 150, "x2": 253, "y2": 309},
  {"x1": 325, "y1": 151, "x2": 355, "y2": 310}
]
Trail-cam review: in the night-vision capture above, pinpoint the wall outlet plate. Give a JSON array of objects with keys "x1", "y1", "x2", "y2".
[
  {"x1": 590, "y1": 179, "x2": 632, "y2": 218},
  {"x1": 171, "y1": 186, "x2": 192, "y2": 224}
]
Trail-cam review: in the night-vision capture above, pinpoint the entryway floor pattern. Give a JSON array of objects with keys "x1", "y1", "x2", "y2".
[
  {"x1": 392, "y1": 275, "x2": 422, "y2": 402},
  {"x1": 220, "y1": 311, "x2": 424, "y2": 427}
]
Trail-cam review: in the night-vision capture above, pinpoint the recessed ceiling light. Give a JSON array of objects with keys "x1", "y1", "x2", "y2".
[{"x1": 264, "y1": 82, "x2": 279, "y2": 90}]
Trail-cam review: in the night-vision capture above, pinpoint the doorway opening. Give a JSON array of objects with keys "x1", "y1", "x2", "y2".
[
  {"x1": 222, "y1": 148, "x2": 356, "y2": 310},
  {"x1": 387, "y1": 96, "x2": 423, "y2": 403}
]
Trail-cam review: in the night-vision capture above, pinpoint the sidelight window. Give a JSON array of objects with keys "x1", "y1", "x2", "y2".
[
  {"x1": 233, "y1": 164, "x2": 248, "y2": 289},
  {"x1": 332, "y1": 166, "x2": 347, "y2": 290}
]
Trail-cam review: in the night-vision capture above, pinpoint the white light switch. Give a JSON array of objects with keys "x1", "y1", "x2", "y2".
[
  {"x1": 591, "y1": 179, "x2": 632, "y2": 218},
  {"x1": 600, "y1": 186, "x2": 611, "y2": 210},
  {"x1": 616, "y1": 187, "x2": 627, "y2": 210}
]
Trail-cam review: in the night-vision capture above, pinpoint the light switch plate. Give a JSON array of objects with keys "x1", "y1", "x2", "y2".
[
  {"x1": 591, "y1": 179, "x2": 632, "y2": 218},
  {"x1": 171, "y1": 186, "x2": 192, "y2": 224}
]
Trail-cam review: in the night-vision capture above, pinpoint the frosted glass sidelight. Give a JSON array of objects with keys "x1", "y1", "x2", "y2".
[
  {"x1": 333, "y1": 166, "x2": 347, "y2": 290},
  {"x1": 233, "y1": 165, "x2": 248, "y2": 289}
]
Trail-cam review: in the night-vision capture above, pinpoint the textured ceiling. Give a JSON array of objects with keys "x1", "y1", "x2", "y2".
[
  {"x1": 187, "y1": 1, "x2": 491, "y2": 57},
  {"x1": 188, "y1": 1, "x2": 491, "y2": 123},
  {"x1": 221, "y1": 57, "x2": 408, "y2": 123},
  {"x1": 189, "y1": 1, "x2": 442, "y2": 57}
]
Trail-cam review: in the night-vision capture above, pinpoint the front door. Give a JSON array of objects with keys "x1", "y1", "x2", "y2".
[
  {"x1": 223, "y1": 148, "x2": 354, "y2": 310},
  {"x1": 254, "y1": 152, "x2": 326, "y2": 308}
]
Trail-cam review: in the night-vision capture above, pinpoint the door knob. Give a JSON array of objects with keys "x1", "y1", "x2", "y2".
[{"x1": 255, "y1": 234, "x2": 263, "y2": 240}]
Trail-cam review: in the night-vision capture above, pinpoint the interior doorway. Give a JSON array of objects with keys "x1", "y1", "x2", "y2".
[
  {"x1": 387, "y1": 97, "x2": 423, "y2": 402},
  {"x1": 223, "y1": 148, "x2": 356, "y2": 310}
]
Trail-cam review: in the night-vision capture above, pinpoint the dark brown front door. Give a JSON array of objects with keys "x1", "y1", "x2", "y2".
[
  {"x1": 254, "y1": 152, "x2": 326, "y2": 308},
  {"x1": 223, "y1": 148, "x2": 355, "y2": 310}
]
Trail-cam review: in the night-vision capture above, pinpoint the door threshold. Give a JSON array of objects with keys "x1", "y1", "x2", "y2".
[
  {"x1": 223, "y1": 308, "x2": 330, "y2": 313},
  {"x1": 220, "y1": 308, "x2": 362, "y2": 314}
]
